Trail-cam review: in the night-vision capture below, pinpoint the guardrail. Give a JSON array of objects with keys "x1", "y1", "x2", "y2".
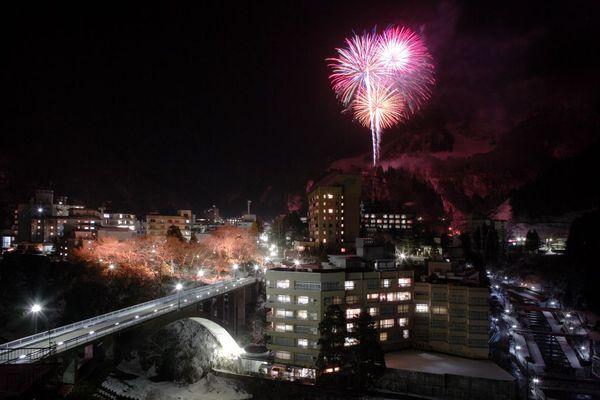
[{"x1": 0, "y1": 276, "x2": 256, "y2": 364}]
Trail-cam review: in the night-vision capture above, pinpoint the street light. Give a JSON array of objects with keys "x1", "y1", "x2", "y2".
[
  {"x1": 293, "y1": 259, "x2": 300, "y2": 266},
  {"x1": 197, "y1": 269, "x2": 205, "y2": 278},
  {"x1": 30, "y1": 304, "x2": 42, "y2": 333},
  {"x1": 108, "y1": 263, "x2": 115, "y2": 270}
]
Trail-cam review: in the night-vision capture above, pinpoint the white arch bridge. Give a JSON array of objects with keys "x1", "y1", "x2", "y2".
[{"x1": 0, "y1": 277, "x2": 256, "y2": 364}]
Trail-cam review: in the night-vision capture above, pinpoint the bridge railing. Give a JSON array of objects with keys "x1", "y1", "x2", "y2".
[{"x1": 0, "y1": 276, "x2": 255, "y2": 354}]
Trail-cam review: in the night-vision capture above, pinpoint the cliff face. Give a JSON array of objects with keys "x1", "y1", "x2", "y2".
[{"x1": 329, "y1": 107, "x2": 599, "y2": 225}]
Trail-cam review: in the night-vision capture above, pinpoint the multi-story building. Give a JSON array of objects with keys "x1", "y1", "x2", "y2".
[
  {"x1": 100, "y1": 212, "x2": 137, "y2": 230},
  {"x1": 146, "y1": 210, "x2": 192, "y2": 240},
  {"x1": 412, "y1": 274, "x2": 489, "y2": 359},
  {"x1": 265, "y1": 266, "x2": 414, "y2": 379},
  {"x1": 360, "y1": 202, "x2": 417, "y2": 233},
  {"x1": 307, "y1": 174, "x2": 361, "y2": 250},
  {"x1": 265, "y1": 256, "x2": 490, "y2": 379}
]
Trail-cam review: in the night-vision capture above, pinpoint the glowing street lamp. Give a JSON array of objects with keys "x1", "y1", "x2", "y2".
[
  {"x1": 108, "y1": 263, "x2": 115, "y2": 270},
  {"x1": 30, "y1": 304, "x2": 42, "y2": 333},
  {"x1": 293, "y1": 259, "x2": 301, "y2": 266},
  {"x1": 197, "y1": 269, "x2": 205, "y2": 278},
  {"x1": 399, "y1": 252, "x2": 407, "y2": 260}
]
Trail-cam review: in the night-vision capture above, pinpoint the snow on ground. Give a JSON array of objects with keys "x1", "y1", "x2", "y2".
[
  {"x1": 385, "y1": 349, "x2": 515, "y2": 381},
  {"x1": 100, "y1": 356, "x2": 251, "y2": 400}
]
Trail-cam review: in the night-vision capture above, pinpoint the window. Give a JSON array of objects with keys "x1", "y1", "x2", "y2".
[
  {"x1": 297, "y1": 296, "x2": 309, "y2": 304},
  {"x1": 432, "y1": 306, "x2": 448, "y2": 315},
  {"x1": 381, "y1": 279, "x2": 391, "y2": 288},
  {"x1": 398, "y1": 278, "x2": 412, "y2": 287},
  {"x1": 398, "y1": 317, "x2": 408, "y2": 327},
  {"x1": 297, "y1": 338, "x2": 308, "y2": 348},
  {"x1": 367, "y1": 293, "x2": 379, "y2": 301},
  {"x1": 346, "y1": 322, "x2": 355, "y2": 332},
  {"x1": 275, "y1": 323, "x2": 293, "y2": 332},
  {"x1": 295, "y1": 325, "x2": 318, "y2": 335},
  {"x1": 416, "y1": 304, "x2": 429, "y2": 313},
  {"x1": 346, "y1": 308, "x2": 361, "y2": 319},
  {"x1": 345, "y1": 281, "x2": 355, "y2": 290},
  {"x1": 379, "y1": 332, "x2": 388, "y2": 341},
  {"x1": 275, "y1": 351, "x2": 291, "y2": 360},
  {"x1": 332, "y1": 296, "x2": 343, "y2": 305},
  {"x1": 380, "y1": 319, "x2": 394, "y2": 328},
  {"x1": 368, "y1": 307, "x2": 379, "y2": 317},
  {"x1": 322, "y1": 281, "x2": 340, "y2": 291},
  {"x1": 397, "y1": 304, "x2": 410, "y2": 314},
  {"x1": 403, "y1": 329, "x2": 410, "y2": 339},
  {"x1": 346, "y1": 295, "x2": 360, "y2": 304},
  {"x1": 344, "y1": 337, "x2": 358, "y2": 347},
  {"x1": 397, "y1": 292, "x2": 411, "y2": 301},
  {"x1": 295, "y1": 282, "x2": 321, "y2": 290},
  {"x1": 276, "y1": 280, "x2": 290, "y2": 289},
  {"x1": 276, "y1": 309, "x2": 293, "y2": 318},
  {"x1": 297, "y1": 310, "x2": 308, "y2": 320},
  {"x1": 277, "y1": 295, "x2": 291, "y2": 303}
]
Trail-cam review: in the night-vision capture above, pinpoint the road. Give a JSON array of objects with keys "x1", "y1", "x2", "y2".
[{"x1": 0, "y1": 276, "x2": 256, "y2": 364}]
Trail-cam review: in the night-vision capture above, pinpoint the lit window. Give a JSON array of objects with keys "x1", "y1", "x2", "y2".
[
  {"x1": 398, "y1": 317, "x2": 408, "y2": 327},
  {"x1": 297, "y1": 296, "x2": 309, "y2": 304},
  {"x1": 403, "y1": 329, "x2": 410, "y2": 339},
  {"x1": 346, "y1": 308, "x2": 361, "y2": 319},
  {"x1": 380, "y1": 319, "x2": 394, "y2": 328},
  {"x1": 275, "y1": 351, "x2": 291, "y2": 360},
  {"x1": 297, "y1": 338, "x2": 308, "y2": 348},
  {"x1": 297, "y1": 310, "x2": 308, "y2": 320},
  {"x1": 346, "y1": 322, "x2": 355, "y2": 332},
  {"x1": 327, "y1": 194, "x2": 333, "y2": 199},
  {"x1": 345, "y1": 281, "x2": 355, "y2": 290},
  {"x1": 397, "y1": 292, "x2": 411, "y2": 301},
  {"x1": 276, "y1": 295, "x2": 291, "y2": 303},
  {"x1": 432, "y1": 306, "x2": 447, "y2": 315},
  {"x1": 398, "y1": 278, "x2": 412, "y2": 287},
  {"x1": 416, "y1": 304, "x2": 429, "y2": 313},
  {"x1": 381, "y1": 279, "x2": 391, "y2": 288},
  {"x1": 379, "y1": 332, "x2": 388, "y2": 341},
  {"x1": 368, "y1": 307, "x2": 378, "y2": 316},
  {"x1": 367, "y1": 293, "x2": 379, "y2": 301},
  {"x1": 344, "y1": 337, "x2": 358, "y2": 347},
  {"x1": 276, "y1": 280, "x2": 290, "y2": 289}
]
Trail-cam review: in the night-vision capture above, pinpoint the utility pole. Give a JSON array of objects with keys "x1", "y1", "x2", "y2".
[{"x1": 247, "y1": 200, "x2": 252, "y2": 215}]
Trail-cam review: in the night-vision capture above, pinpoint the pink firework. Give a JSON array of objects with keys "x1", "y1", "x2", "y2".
[
  {"x1": 378, "y1": 26, "x2": 435, "y2": 117},
  {"x1": 328, "y1": 25, "x2": 435, "y2": 166},
  {"x1": 328, "y1": 31, "x2": 387, "y2": 110}
]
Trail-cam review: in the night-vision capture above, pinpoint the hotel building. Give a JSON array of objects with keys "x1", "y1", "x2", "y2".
[{"x1": 307, "y1": 174, "x2": 361, "y2": 249}]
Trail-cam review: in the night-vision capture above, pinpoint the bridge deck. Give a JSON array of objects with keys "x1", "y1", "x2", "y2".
[{"x1": 0, "y1": 277, "x2": 256, "y2": 364}]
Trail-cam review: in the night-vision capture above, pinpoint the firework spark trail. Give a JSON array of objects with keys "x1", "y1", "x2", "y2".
[{"x1": 328, "y1": 25, "x2": 435, "y2": 166}]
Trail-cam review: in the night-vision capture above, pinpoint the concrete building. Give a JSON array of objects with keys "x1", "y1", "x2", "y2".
[
  {"x1": 307, "y1": 174, "x2": 361, "y2": 250},
  {"x1": 412, "y1": 273, "x2": 490, "y2": 359},
  {"x1": 265, "y1": 249, "x2": 490, "y2": 377},
  {"x1": 360, "y1": 202, "x2": 416, "y2": 233},
  {"x1": 265, "y1": 266, "x2": 414, "y2": 378},
  {"x1": 146, "y1": 210, "x2": 192, "y2": 240}
]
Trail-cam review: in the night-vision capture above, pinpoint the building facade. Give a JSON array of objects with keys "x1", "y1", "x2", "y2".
[
  {"x1": 266, "y1": 265, "x2": 490, "y2": 378},
  {"x1": 413, "y1": 280, "x2": 489, "y2": 359},
  {"x1": 146, "y1": 210, "x2": 192, "y2": 240},
  {"x1": 307, "y1": 174, "x2": 361, "y2": 249},
  {"x1": 265, "y1": 267, "x2": 414, "y2": 377}
]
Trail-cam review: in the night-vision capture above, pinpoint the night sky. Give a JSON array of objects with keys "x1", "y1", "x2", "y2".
[{"x1": 2, "y1": 1, "x2": 598, "y2": 219}]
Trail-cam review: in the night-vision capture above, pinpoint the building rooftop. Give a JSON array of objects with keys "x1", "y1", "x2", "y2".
[{"x1": 385, "y1": 349, "x2": 515, "y2": 381}]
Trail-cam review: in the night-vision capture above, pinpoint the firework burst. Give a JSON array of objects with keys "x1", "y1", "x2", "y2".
[{"x1": 328, "y1": 25, "x2": 435, "y2": 166}]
